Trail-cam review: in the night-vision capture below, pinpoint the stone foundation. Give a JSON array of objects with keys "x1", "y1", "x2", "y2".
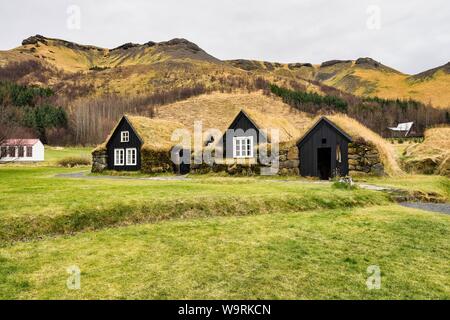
[
  {"x1": 348, "y1": 141, "x2": 385, "y2": 176},
  {"x1": 92, "y1": 150, "x2": 107, "y2": 173},
  {"x1": 92, "y1": 141, "x2": 386, "y2": 176}
]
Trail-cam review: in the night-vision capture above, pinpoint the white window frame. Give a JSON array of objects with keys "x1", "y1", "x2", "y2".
[
  {"x1": 114, "y1": 148, "x2": 125, "y2": 166},
  {"x1": 120, "y1": 131, "x2": 130, "y2": 143},
  {"x1": 233, "y1": 136, "x2": 254, "y2": 158},
  {"x1": 126, "y1": 148, "x2": 137, "y2": 166}
]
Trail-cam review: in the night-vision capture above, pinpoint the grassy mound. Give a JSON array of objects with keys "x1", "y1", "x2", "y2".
[
  {"x1": 57, "y1": 156, "x2": 91, "y2": 167},
  {"x1": 403, "y1": 127, "x2": 450, "y2": 176}
]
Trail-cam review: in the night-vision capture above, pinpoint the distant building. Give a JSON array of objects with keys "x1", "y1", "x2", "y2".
[
  {"x1": 0, "y1": 139, "x2": 45, "y2": 162},
  {"x1": 388, "y1": 122, "x2": 414, "y2": 137}
]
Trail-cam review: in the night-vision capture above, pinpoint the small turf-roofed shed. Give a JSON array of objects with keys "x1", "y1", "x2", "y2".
[
  {"x1": 92, "y1": 115, "x2": 186, "y2": 173},
  {"x1": 297, "y1": 117, "x2": 352, "y2": 179}
]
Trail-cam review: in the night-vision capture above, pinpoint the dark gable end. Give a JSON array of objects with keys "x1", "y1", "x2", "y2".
[
  {"x1": 297, "y1": 117, "x2": 352, "y2": 179},
  {"x1": 106, "y1": 116, "x2": 143, "y2": 171},
  {"x1": 297, "y1": 116, "x2": 352, "y2": 147},
  {"x1": 221, "y1": 110, "x2": 266, "y2": 159}
]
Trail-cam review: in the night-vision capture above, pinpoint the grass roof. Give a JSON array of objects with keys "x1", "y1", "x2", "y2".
[
  {"x1": 404, "y1": 126, "x2": 450, "y2": 176},
  {"x1": 94, "y1": 115, "x2": 186, "y2": 152},
  {"x1": 95, "y1": 92, "x2": 402, "y2": 175}
]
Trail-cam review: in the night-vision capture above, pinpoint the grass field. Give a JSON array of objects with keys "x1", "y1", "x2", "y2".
[
  {"x1": 1, "y1": 205, "x2": 449, "y2": 299},
  {"x1": 0, "y1": 147, "x2": 449, "y2": 299},
  {"x1": 0, "y1": 166, "x2": 389, "y2": 242}
]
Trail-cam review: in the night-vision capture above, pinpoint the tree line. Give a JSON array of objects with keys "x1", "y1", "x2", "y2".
[
  {"x1": 0, "y1": 81, "x2": 67, "y2": 144},
  {"x1": 268, "y1": 84, "x2": 449, "y2": 136}
]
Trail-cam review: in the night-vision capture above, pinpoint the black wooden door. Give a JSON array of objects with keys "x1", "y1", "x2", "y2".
[{"x1": 317, "y1": 147, "x2": 331, "y2": 180}]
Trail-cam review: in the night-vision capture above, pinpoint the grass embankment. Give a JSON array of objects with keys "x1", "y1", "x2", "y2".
[
  {"x1": 357, "y1": 175, "x2": 450, "y2": 202},
  {"x1": 1, "y1": 205, "x2": 449, "y2": 299},
  {"x1": 402, "y1": 127, "x2": 450, "y2": 176},
  {"x1": 0, "y1": 167, "x2": 389, "y2": 242}
]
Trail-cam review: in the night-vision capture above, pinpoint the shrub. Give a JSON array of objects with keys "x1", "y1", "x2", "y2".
[
  {"x1": 57, "y1": 156, "x2": 91, "y2": 167},
  {"x1": 332, "y1": 181, "x2": 357, "y2": 190}
]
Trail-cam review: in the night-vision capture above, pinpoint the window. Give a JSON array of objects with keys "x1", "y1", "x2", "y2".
[
  {"x1": 322, "y1": 138, "x2": 327, "y2": 144},
  {"x1": 336, "y1": 144, "x2": 342, "y2": 163},
  {"x1": 126, "y1": 148, "x2": 137, "y2": 165},
  {"x1": 8, "y1": 146, "x2": 16, "y2": 157},
  {"x1": 114, "y1": 149, "x2": 125, "y2": 166},
  {"x1": 0, "y1": 147, "x2": 6, "y2": 158},
  {"x1": 121, "y1": 131, "x2": 129, "y2": 143},
  {"x1": 233, "y1": 136, "x2": 253, "y2": 158},
  {"x1": 26, "y1": 146, "x2": 32, "y2": 157},
  {"x1": 18, "y1": 146, "x2": 24, "y2": 157}
]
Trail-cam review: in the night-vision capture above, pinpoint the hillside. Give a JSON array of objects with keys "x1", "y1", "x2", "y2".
[
  {"x1": 0, "y1": 35, "x2": 318, "y2": 96},
  {"x1": 155, "y1": 92, "x2": 401, "y2": 175},
  {"x1": 0, "y1": 35, "x2": 449, "y2": 107},
  {"x1": 227, "y1": 58, "x2": 450, "y2": 108},
  {"x1": 314, "y1": 59, "x2": 450, "y2": 109}
]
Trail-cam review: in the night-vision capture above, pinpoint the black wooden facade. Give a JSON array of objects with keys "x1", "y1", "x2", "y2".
[
  {"x1": 297, "y1": 117, "x2": 352, "y2": 179},
  {"x1": 221, "y1": 110, "x2": 266, "y2": 159},
  {"x1": 106, "y1": 116, "x2": 142, "y2": 171}
]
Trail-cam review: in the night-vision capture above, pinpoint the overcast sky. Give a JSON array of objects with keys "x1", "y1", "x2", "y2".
[{"x1": 0, "y1": 0, "x2": 449, "y2": 74}]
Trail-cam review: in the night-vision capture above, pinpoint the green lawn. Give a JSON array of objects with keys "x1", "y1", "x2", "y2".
[
  {"x1": 1, "y1": 147, "x2": 449, "y2": 299},
  {"x1": 0, "y1": 166, "x2": 389, "y2": 242},
  {"x1": 44, "y1": 146, "x2": 92, "y2": 165},
  {"x1": 1, "y1": 205, "x2": 448, "y2": 299}
]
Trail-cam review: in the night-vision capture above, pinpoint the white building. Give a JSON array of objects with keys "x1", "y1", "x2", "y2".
[
  {"x1": 388, "y1": 122, "x2": 414, "y2": 137},
  {"x1": 0, "y1": 139, "x2": 45, "y2": 162}
]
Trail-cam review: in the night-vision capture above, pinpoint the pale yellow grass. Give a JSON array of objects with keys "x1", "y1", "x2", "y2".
[
  {"x1": 404, "y1": 127, "x2": 450, "y2": 176},
  {"x1": 156, "y1": 92, "x2": 401, "y2": 175},
  {"x1": 156, "y1": 91, "x2": 313, "y2": 141},
  {"x1": 94, "y1": 115, "x2": 186, "y2": 152}
]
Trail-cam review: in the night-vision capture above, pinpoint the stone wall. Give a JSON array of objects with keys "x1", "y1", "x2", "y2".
[
  {"x1": 348, "y1": 141, "x2": 385, "y2": 176},
  {"x1": 190, "y1": 145, "x2": 300, "y2": 176},
  {"x1": 277, "y1": 145, "x2": 300, "y2": 175},
  {"x1": 92, "y1": 150, "x2": 107, "y2": 173},
  {"x1": 92, "y1": 141, "x2": 386, "y2": 177}
]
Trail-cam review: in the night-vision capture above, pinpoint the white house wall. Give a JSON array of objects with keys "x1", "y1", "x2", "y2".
[{"x1": 0, "y1": 141, "x2": 45, "y2": 162}]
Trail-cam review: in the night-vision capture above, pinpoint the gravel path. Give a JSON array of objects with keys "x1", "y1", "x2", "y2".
[{"x1": 399, "y1": 202, "x2": 450, "y2": 215}]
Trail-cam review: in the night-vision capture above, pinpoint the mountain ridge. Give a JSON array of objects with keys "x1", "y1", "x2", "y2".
[{"x1": 1, "y1": 35, "x2": 449, "y2": 108}]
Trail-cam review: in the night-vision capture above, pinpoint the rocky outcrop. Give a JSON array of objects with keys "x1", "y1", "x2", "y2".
[
  {"x1": 348, "y1": 142, "x2": 385, "y2": 176},
  {"x1": 91, "y1": 150, "x2": 107, "y2": 173},
  {"x1": 22, "y1": 35, "x2": 48, "y2": 46},
  {"x1": 320, "y1": 60, "x2": 352, "y2": 68},
  {"x1": 287, "y1": 63, "x2": 313, "y2": 69}
]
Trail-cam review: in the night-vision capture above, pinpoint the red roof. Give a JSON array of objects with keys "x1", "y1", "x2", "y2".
[{"x1": 1, "y1": 139, "x2": 40, "y2": 146}]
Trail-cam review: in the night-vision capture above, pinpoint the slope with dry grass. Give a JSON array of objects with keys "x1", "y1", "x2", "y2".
[
  {"x1": 316, "y1": 59, "x2": 450, "y2": 109},
  {"x1": 403, "y1": 127, "x2": 450, "y2": 176},
  {"x1": 155, "y1": 92, "x2": 401, "y2": 175},
  {"x1": 2, "y1": 35, "x2": 449, "y2": 108}
]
